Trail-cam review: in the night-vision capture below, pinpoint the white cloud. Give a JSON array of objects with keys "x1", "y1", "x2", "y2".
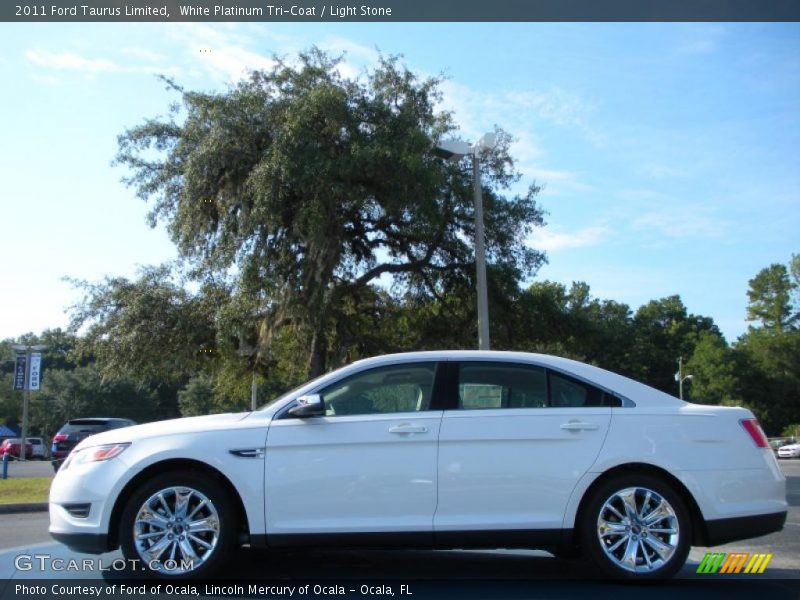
[
  {"x1": 531, "y1": 225, "x2": 611, "y2": 252},
  {"x1": 25, "y1": 46, "x2": 182, "y2": 81},
  {"x1": 26, "y1": 50, "x2": 120, "y2": 73},
  {"x1": 30, "y1": 73, "x2": 62, "y2": 86},
  {"x1": 640, "y1": 162, "x2": 685, "y2": 179},
  {"x1": 318, "y1": 37, "x2": 379, "y2": 64},
  {"x1": 631, "y1": 208, "x2": 726, "y2": 238},
  {"x1": 121, "y1": 47, "x2": 166, "y2": 62},
  {"x1": 197, "y1": 44, "x2": 277, "y2": 81},
  {"x1": 618, "y1": 188, "x2": 670, "y2": 201},
  {"x1": 505, "y1": 88, "x2": 592, "y2": 128},
  {"x1": 675, "y1": 25, "x2": 726, "y2": 56},
  {"x1": 436, "y1": 79, "x2": 598, "y2": 193}
]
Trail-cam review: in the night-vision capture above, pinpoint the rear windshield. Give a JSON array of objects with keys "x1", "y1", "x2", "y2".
[{"x1": 60, "y1": 420, "x2": 117, "y2": 433}]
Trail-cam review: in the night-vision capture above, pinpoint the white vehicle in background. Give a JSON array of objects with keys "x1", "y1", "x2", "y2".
[
  {"x1": 27, "y1": 437, "x2": 46, "y2": 459},
  {"x1": 49, "y1": 351, "x2": 787, "y2": 580},
  {"x1": 777, "y1": 442, "x2": 800, "y2": 459}
]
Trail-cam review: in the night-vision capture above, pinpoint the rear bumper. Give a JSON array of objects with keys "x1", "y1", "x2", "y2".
[{"x1": 704, "y1": 510, "x2": 787, "y2": 546}]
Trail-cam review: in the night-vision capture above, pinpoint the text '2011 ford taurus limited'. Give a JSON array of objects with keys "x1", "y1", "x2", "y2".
[{"x1": 49, "y1": 351, "x2": 787, "y2": 580}]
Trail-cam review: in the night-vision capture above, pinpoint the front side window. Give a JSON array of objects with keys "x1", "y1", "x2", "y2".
[{"x1": 319, "y1": 362, "x2": 437, "y2": 417}]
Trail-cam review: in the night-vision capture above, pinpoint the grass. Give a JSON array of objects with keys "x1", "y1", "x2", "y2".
[{"x1": 0, "y1": 476, "x2": 52, "y2": 504}]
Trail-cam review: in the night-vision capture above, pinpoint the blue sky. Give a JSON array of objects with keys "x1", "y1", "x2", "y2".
[{"x1": 1, "y1": 22, "x2": 798, "y2": 343}]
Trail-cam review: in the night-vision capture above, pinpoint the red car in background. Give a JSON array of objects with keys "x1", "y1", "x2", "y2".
[{"x1": 0, "y1": 438, "x2": 33, "y2": 459}]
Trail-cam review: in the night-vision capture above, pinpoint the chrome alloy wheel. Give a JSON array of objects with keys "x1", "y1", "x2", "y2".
[
  {"x1": 596, "y1": 486, "x2": 679, "y2": 573},
  {"x1": 133, "y1": 486, "x2": 220, "y2": 575}
]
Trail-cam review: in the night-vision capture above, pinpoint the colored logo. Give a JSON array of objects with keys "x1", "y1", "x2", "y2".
[{"x1": 696, "y1": 552, "x2": 773, "y2": 574}]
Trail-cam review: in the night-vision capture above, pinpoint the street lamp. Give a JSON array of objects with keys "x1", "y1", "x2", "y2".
[
  {"x1": 11, "y1": 343, "x2": 47, "y2": 461},
  {"x1": 674, "y1": 356, "x2": 693, "y2": 401},
  {"x1": 433, "y1": 132, "x2": 497, "y2": 351}
]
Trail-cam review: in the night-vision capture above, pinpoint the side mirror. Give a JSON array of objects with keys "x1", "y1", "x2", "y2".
[{"x1": 288, "y1": 394, "x2": 325, "y2": 418}]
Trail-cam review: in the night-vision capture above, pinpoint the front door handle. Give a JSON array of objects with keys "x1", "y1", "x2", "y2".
[
  {"x1": 560, "y1": 421, "x2": 599, "y2": 431},
  {"x1": 389, "y1": 424, "x2": 428, "y2": 434}
]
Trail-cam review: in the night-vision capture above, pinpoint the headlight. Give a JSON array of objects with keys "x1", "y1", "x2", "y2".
[{"x1": 66, "y1": 443, "x2": 131, "y2": 468}]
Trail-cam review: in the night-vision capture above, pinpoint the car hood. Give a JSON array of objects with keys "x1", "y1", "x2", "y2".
[
  {"x1": 779, "y1": 443, "x2": 800, "y2": 450},
  {"x1": 72, "y1": 412, "x2": 254, "y2": 451}
]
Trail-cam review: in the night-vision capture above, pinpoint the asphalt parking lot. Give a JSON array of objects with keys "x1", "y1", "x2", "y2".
[
  {"x1": 0, "y1": 461, "x2": 798, "y2": 598},
  {"x1": 0, "y1": 459, "x2": 54, "y2": 479}
]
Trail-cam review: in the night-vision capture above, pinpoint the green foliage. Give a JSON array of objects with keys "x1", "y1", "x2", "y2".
[
  {"x1": 114, "y1": 49, "x2": 545, "y2": 376},
  {"x1": 3, "y1": 48, "x2": 795, "y2": 438},
  {"x1": 685, "y1": 331, "x2": 741, "y2": 405},
  {"x1": 735, "y1": 327, "x2": 800, "y2": 434},
  {"x1": 746, "y1": 263, "x2": 797, "y2": 332},
  {"x1": 67, "y1": 265, "x2": 219, "y2": 387},
  {"x1": 781, "y1": 423, "x2": 800, "y2": 439},
  {"x1": 33, "y1": 365, "x2": 163, "y2": 435},
  {"x1": 630, "y1": 296, "x2": 720, "y2": 395},
  {"x1": 178, "y1": 374, "x2": 215, "y2": 416}
]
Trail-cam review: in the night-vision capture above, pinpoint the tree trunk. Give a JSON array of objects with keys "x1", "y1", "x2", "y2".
[{"x1": 307, "y1": 329, "x2": 327, "y2": 378}]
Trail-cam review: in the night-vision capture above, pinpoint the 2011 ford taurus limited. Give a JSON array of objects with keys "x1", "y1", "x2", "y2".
[{"x1": 49, "y1": 351, "x2": 787, "y2": 580}]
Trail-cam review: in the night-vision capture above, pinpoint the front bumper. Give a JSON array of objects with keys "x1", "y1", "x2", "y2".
[
  {"x1": 704, "y1": 510, "x2": 787, "y2": 546},
  {"x1": 49, "y1": 453, "x2": 133, "y2": 552},
  {"x1": 49, "y1": 532, "x2": 111, "y2": 554}
]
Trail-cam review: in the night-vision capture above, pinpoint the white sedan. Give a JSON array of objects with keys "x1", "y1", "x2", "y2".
[
  {"x1": 778, "y1": 442, "x2": 800, "y2": 459},
  {"x1": 49, "y1": 351, "x2": 787, "y2": 580}
]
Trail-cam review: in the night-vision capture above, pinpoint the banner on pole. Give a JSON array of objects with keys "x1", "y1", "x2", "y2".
[
  {"x1": 13, "y1": 354, "x2": 27, "y2": 390},
  {"x1": 29, "y1": 353, "x2": 42, "y2": 390}
]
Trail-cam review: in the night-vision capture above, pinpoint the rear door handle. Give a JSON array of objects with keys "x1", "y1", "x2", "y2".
[
  {"x1": 560, "y1": 421, "x2": 599, "y2": 431},
  {"x1": 389, "y1": 424, "x2": 428, "y2": 434}
]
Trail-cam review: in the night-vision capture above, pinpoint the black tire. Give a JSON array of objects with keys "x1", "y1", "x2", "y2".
[
  {"x1": 119, "y1": 470, "x2": 237, "y2": 578},
  {"x1": 579, "y1": 473, "x2": 691, "y2": 580}
]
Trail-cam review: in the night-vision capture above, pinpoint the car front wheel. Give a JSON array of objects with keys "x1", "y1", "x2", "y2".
[
  {"x1": 580, "y1": 474, "x2": 691, "y2": 580},
  {"x1": 119, "y1": 471, "x2": 237, "y2": 578}
]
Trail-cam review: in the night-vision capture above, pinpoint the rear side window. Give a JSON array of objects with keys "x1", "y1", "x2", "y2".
[
  {"x1": 456, "y1": 362, "x2": 621, "y2": 409},
  {"x1": 458, "y1": 363, "x2": 547, "y2": 409},
  {"x1": 548, "y1": 371, "x2": 622, "y2": 408}
]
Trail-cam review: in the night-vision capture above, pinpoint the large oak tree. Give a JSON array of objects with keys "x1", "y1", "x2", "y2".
[{"x1": 114, "y1": 49, "x2": 545, "y2": 376}]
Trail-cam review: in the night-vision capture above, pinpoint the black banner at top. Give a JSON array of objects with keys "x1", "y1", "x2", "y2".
[
  {"x1": 3, "y1": 0, "x2": 800, "y2": 23},
  {"x1": 13, "y1": 354, "x2": 27, "y2": 391}
]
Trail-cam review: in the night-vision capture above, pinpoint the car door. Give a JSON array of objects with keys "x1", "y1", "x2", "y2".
[
  {"x1": 265, "y1": 361, "x2": 443, "y2": 541},
  {"x1": 435, "y1": 360, "x2": 613, "y2": 537}
]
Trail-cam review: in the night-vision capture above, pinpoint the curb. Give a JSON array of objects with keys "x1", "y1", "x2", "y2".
[{"x1": 0, "y1": 503, "x2": 48, "y2": 515}]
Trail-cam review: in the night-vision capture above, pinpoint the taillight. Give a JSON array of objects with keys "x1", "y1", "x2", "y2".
[
  {"x1": 53, "y1": 434, "x2": 68, "y2": 443},
  {"x1": 740, "y1": 419, "x2": 769, "y2": 448}
]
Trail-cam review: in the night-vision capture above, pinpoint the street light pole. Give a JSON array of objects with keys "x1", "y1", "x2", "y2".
[
  {"x1": 472, "y1": 152, "x2": 490, "y2": 351},
  {"x1": 433, "y1": 133, "x2": 496, "y2": 351},
  {"x1": 676, "y1": 356, "x2": 693, "y2": 400}
]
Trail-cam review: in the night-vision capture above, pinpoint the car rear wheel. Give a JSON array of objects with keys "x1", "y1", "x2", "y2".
[
  {"x1": 119, "y1": 471, "x2": 237, "y2": 578},
  {"x1": 580, "y1": 474, "x2": 691, "y2": 580}
]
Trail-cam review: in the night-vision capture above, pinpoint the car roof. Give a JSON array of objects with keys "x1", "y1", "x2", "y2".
[
  {"x1": 66, "y1": 417, "x2": 133, "y2": 424},
  {"x1": 343, "y1": 351, "x2": 684, "y2": 407}
]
